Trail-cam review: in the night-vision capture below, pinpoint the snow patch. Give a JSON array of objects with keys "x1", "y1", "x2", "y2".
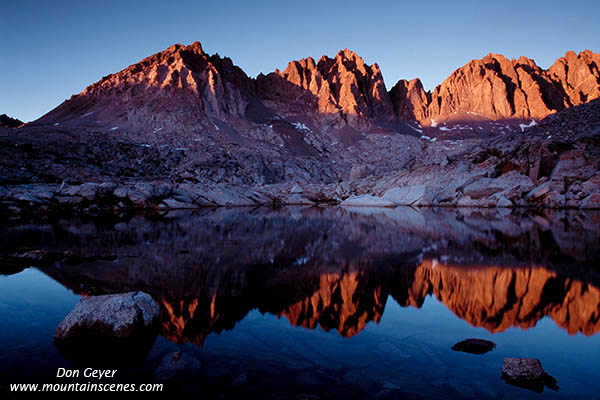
[
  {"x1": 213, "y1": 123, "x2": 220, "y2": 131},
  {"x1": 293, "y1": 256, "x2": 311, "y2": 265},
  {"x1": 519, "y1": 120, "x2": 537, "y2": 132},
  {"x1": 140, "y1": 144, "x2": 151, "y2": 148},
  {"x1": 153, "y1": 127, "x2": 163, "y2": 133},
  {"x1": 430, "y1": 119, "x2": 438, "y2": 128},
  {"x1": 408, "y1": 124, "x2": 423, "y2": 133},
  {"x1": 81, "y1": 112, "x2": 94, "y2": 118},
  {"x1": 53, "y1": 122, "x2": 59, "y2": 126},
  {"x1": 292, "y1": 122, "x2": 311, "y2": 132},
  {"x1": 110, "y1": 127, "x2": 119, "y2": 131},
  {"x1": 547, "y1": 135, "x2": 552, "y2": 140}
]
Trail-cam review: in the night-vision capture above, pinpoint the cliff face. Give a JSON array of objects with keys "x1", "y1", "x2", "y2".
[
  {"x1": 256, "y1": 49, "x2": 394, "y2": 129},
  {"x1": 392, "y1": 50, "x2": 600, "y2": 125},
  {"x1": 427, "y1": 54, "x2": 562, "y2": 122},
  {"x1": 548, "y1": 50, "x2": 600, "y2": 106},
  {"x1": 389, "y1": 79, "x2": 429, "y2": 122}
]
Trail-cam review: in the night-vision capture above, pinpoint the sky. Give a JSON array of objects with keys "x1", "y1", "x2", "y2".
[{"x1": 1, "y1": 0, "x2": 599, "y2": 122}]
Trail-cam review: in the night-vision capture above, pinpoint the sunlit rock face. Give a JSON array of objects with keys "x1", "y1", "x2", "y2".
[
  {"x1": 256, "y1": 49, "x2": 394, "y2": 129},
  {"x1": 390, "y1": 50, "x2": 600, "y2": 125},
  {"x1": 31, "y1": 43, "x2": 600, "y2": 132},
  {"x1": 425, "y1": 54, "x2": 562, "y2": 123},
  {"x1": 389, "y1": 79, "x2": 429, "y2": 122},
  {"x1": 548, "y1": 50, "x2": 600, "y2": 107}
]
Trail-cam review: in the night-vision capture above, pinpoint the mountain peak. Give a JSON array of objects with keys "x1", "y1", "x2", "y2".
[
  {"x1": 38, "y1": 41, "x2": 252, "y2": 131},
  {"x1": 336, "y1": 48, "x2": 361, "y2": 60},
  {"x1": 257, "y1": 48, "x2": 392, "y2": 128}
]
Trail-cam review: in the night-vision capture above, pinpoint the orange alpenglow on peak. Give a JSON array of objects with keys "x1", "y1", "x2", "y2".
[
  {"x1": 390, "y1": 49, "x2": 600, "y2": 125},
  {"x1": 37, "y1": 42, "x2": 600, "y2": 133},
  {"x1": 256, "y1": 48, "x2": 394, "y2": 129}
]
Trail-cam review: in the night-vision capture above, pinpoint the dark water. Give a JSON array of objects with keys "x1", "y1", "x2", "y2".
[{"x1": 1, "y1": 207, "x2": 599, "y2": 399}]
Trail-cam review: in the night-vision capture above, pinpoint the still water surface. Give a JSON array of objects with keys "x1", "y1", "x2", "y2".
[{"x1": 1, "y1": 207, "x2": 599, "y2": 398}]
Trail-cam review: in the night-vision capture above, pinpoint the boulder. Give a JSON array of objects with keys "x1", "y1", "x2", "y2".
[
  {"x1": 501, "y1": 357, "x2": 558, "y2": 392},
  {"x1": 581, "y1": 174, "x2": 600, "y2": 195},
  {"x1": 113, "y1": 186, "x2": 129, "y2": 199},
  {"x1": 382, "y1": 185, "x2": 428, "y2": 205},
  {"x1": 462, "y1": 178, "x2": 504, "y2": 199},
  {"x1": 54, "y1": 291, "x2": 160, "y2": 366},
  {"x1": 340, "y1": 194, "x2": 396, "y2": 207},
  {"x1": 581, "y1": 192, "x2": 600, "y2": 209},
  {"x1": 76, "y1": 183, "x2": 100, "y2": 200},
  {"x1": 284, "y1": 193, "x2": 314, "y2": 205},
  {"x1": 463, "y1": 172, "x2": 534, "y2": 201},
  {"x1": 496, "y1": 196, "x2": 513, "y2": 208},
  {"x1": 160, "y1": 199, "x2": 197, "y2": 209},
  {"x1": 524, "y1": 182, "x2": 551, "y2": 201},
  {"x1": 289, "y1": 183, "x2": 303, "y2": 194},
  {"x1": 451, "y1": 338, "x2": 496, "y2": 354},
  {"x1": 350, "y1": 165, "x2": 373, "y2": 180}
]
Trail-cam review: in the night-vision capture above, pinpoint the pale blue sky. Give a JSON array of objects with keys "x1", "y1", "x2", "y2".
[{"x1": 1, "y1": 0, "x2": 598, "y2": 121}]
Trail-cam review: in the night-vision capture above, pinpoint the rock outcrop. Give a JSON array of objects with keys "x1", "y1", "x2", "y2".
[{"x1": 451, "y1": 338, "x2": 496, "y2": 354}]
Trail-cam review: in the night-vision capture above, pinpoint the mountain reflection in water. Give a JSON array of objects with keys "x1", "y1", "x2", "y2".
[{"x1": 2, "y1": 207, "x2": 599, "y2": 347}]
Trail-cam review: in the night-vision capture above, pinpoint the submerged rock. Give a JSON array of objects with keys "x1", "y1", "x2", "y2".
[
  {"x1": 451, "y1": 338, "x2": 496, "y2": 354},
  {"x1": 501, "y1": 357, "x2": 558, "y2": 392},
  {"x1": 153, "y1": 351, "x2": 202, "y2": 382},
  {"x1": 54, "y1": 291, "x2": 160, "y2": 366}
]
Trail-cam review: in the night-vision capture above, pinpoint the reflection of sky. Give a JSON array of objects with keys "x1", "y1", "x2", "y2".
[
  {"x1": 2, "y1": 268, "x2": 599, "y2": 397},
  {"x1": 2, "y1": 1, "x2": 600, "y2": 121}
]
